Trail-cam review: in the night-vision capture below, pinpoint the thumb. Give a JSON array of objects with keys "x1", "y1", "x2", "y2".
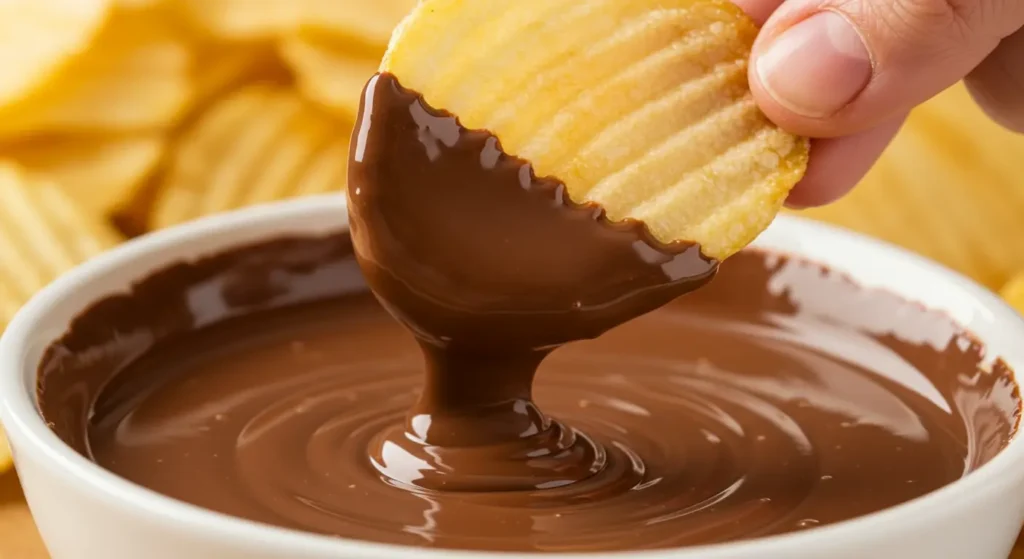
[{"x1": 749, "y1": 0, "x2": 1024, "y2": 137}]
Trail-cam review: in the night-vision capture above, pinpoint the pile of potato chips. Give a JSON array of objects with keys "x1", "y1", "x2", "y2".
[{"x1": 0, "y1": 0, "x2": 416, "y2": 472}]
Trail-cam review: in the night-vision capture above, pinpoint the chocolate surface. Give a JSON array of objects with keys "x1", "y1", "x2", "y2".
[{"x1": 38, "y1": 232, "x2": 1020, "y2": 552}]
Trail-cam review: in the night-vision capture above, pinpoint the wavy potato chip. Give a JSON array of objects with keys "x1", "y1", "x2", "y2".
[
  {"x1": 314, "y1": 0, "x2": 419, "y2": 46},
  {"x1": 150, "y1": 85, "x2": 350, "y2": 229},
  {"x1": 0, "y1": 163, "x2": 123, "y2": 473},
  {"x1": 280, "y1": 32, "x2": 381, "y2": 119},
  {"x1": 174, "y1": 0, "x2": 415, "y2": 43},
  {"x1": 0, "y1": 162, "x2": 123, "y2": 330},
  {"x1": 191, "y1": 43, "x2": 288, "y2": 110},
  {"x1": 0, "y1": 0, "x2": 111, "y2": 108},
  {"x1": 3, "y1": 135, "x2": 164, "y2": 215},
  {"x1": 383, "y1": 0, "x2": 807, "y2": 260},
  {"x1": 0, "y1": 9, "x2": 193, "y2": 136}
]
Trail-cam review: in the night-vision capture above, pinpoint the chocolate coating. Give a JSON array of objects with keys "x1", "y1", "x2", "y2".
[{"x1": 348, "y1": 73, "x2": 717, "y2": 491}]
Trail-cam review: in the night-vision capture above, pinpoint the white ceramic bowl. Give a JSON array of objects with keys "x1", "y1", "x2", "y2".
[{"x1": 3, "y1": 195, "x2": 1024, "y2": 559}]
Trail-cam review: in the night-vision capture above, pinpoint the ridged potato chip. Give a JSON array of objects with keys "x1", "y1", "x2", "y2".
[
  {"x1": 382, "y1": 0, "x2": 807, "y2": 260},
  {"x1": 280, "y1": 31, "x2": 382, "y2": 120},
  {"x1": 0, "y1": 0, "x2": 111, "y2": 108},
  {"x1": 191, "y1": 43, "x2": 289, "y2": 112},
  {"x1": 315, "y1": 0, "x2": 419, "y2": 46},
  {"x1": 2, "y1": 135, "x2": 164, "y2": 215},
  {"x1": 0, "y1": 163, "x2": 123, "y2": 473},
  {"x1": 0, "y1": 8, "x2": 193, "y2": 136},
  {"x1": 174, "y1": 0, "x2": 415, "y2": 43},
  {"x1": 150, "y1": 85, "x2": 349, "y2": 229},
  {"x1": 0, "y1": 162, "x2": 123, "y2": 330}
]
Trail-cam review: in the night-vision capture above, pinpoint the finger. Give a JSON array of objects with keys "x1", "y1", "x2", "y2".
[
  {"x1": 965, "y1": 27, "x2": 1024, "y2": 133},
  {"x1": 729, "y1": 0, "x2": 784, "y2": 26},
  {"x1": 749, "y1": 0, "x2": 1024, "y2": 138},
  {"x1": 786, "y1": 112, "x2": 907, "y2": 208}
]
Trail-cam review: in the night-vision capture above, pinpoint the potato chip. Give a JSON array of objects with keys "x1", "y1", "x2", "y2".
[
  {"x1": 382, "y1": 0, "x2": 807, "y2": 261},
  {"x1": 797, "y1": 84, "x2": 1024, "y2": 289},
  {"x1": 0, "y1": 0, "x2": 111, "y2": 107},
  {"x1": 150, "y1": 85, "x2": 349, "y2": 229},
  {"x1": 280, "y1": 31, "x2": 382, "y2": 120},
  {"x1": 2, "y1": 135, "x2": 164, "y2": 216},
  {"x1": 311, "y1": 0, "x2": 418, "y2": 46},
  {"x1": 191, "y1": 43, "x2": 289, "y2": 111},
  {"x1": 0, "y1": 162, "x2": 121, "y2": 476},
  {"x1": 173, "y1": 0, "x2": 415, "y2": 43},
  {"x1": 0, "y1": 8, "x2": 193, "y2": 136},
  {"x1": 0, "y1": 162, "x2": 123, "y2": 330},
  {"x1": 116, "y1": 0, "x2": 161, "y2": 7}
]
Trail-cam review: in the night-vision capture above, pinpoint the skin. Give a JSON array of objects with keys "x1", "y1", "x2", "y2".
[{"x1": 733, "y1": 0, "x2": 1024, "y2": 207}]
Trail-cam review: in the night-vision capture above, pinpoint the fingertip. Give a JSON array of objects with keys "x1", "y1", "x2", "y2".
[{"x1": 747, "y1": 6, "x2": 875, "y2": 139}]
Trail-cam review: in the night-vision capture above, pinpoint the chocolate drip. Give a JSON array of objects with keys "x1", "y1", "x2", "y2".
[{"x1": 348, "y1": 73, "x2": 717, "y2": 491}]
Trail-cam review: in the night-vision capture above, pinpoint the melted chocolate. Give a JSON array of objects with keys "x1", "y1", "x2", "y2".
[
  {"x1": 37, "y1": 233, "x2": 1019, "y2": 551},
  {"x1": 348, "y1": 73, "x2": 717, "y2": 491}
]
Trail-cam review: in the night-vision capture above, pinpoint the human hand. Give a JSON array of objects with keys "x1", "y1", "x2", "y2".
[{"x1": 733, "y1": 0, "x2": 1024, "y2": 207}]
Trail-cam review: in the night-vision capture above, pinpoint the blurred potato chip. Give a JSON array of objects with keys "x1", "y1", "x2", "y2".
[
  {"x1": 1000, "y1": 273, "x2": 1024, "y2": 316},
  {"x1": 383, "y1": 0, "x2": 806, "y2": 260},
  {"x1": 280, "y1": 32, "x2": 381, "y2": 119},
  {"x1": 798, "y1": 84, "x2": 1024, "y2": 289},
  {"x1": 0, "y1": 161, "x2": 123, "y2": 331},
  {"x1": 0, "y1": 0, "x2": 111, "y2": 108},
  {"x1": 3, "y1": 135, "x2": 164, "y2": 215},
  {"x1": 174, "y1": 0, "x2": 415, "y2": 44},
  {"x1": 173, "y1": 0, "x2": 307, "y2": 38},
  {"x1": 192, "y1": 43, "x2": 287, "y2": 108},
  {"x1": 0, "y1": 163, "x2": 123, "y2": 471},
  {"x1": 315, "y1": 0, "x2": 419, "y2": 46},
  {"x1": 116, "y1": 0, "x2": 162, "y2": 7},
  {"x1": 0, "y1": 9, "x2": 193, "y2": 136},
  {"x1": 0, "y1": 429, "x2": 10, "y2": 473},
  {"x1": 151, "y1": 85, "x2": 349, "y2": 229}
]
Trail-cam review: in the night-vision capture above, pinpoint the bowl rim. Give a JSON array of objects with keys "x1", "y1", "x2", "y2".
[{"x1": 3, "y1": 194, "x2": 1024, "y2": 559}]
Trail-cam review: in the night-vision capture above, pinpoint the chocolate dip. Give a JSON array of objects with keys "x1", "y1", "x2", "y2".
[
  {"x1": 37, "y1": 233, "x2": 1019, "y2": 551},
  {"x1": 36, "y1": 71, "x2": 1020, "y2": 553}
]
